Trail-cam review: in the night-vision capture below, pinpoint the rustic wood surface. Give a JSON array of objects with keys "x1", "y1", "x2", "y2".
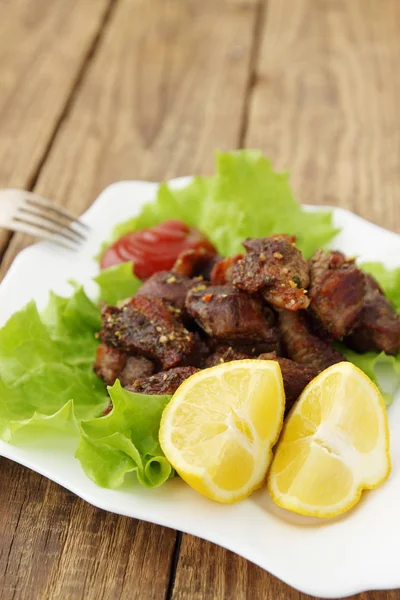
[{"x1": 0, "y1": 0, "x2": 399, "y2": 598}]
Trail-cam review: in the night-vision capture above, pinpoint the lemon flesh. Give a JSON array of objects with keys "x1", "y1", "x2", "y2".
[
  {"x1": 159, "y1": 360, "x2": 285, "y2": 503},
  {"x1": 268, "y1": 362, "x2": 391, "y2": 518}
]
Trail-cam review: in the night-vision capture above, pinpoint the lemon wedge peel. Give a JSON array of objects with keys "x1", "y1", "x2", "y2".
[
  {"x1": 159, "y1": 359, "x2": 286, "y2": 504},
  {"x1": 268, "y1": 362, "x2": 391, "y2": 518}
]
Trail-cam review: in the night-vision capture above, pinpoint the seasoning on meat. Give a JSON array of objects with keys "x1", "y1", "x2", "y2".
[
  {"x1": 347, "y1": 274, "x2": 400, "y2": 355},
  {"x1": 93, "y1": 343, "x2": 126, "y2": 385},
  {"x1": 100, "y1": 296, "x2": 194, "y2": 370},
  {"x1": 186, "y1": 284, "x2": 278, "y2": 344},
  {"x1": 211, "y1": 255, "x2": 243, "y2": 285},
  {"x1": 309, "y1": 249, "x2": 366, "y2": 339},
  {"x1": 205, "y1": 345, "x2": 251, "y2": 367},
  {"x1": 127, "y1": 366, "x2": 200, "y2": 395},
  {"x1": 232, "y1": 235, "x2": 310, "y2": 311},
  {"x1": 259, "y1": 351, "x2": 318, "y2": 414},
  {"x1": 279, "y1": 310, "x2": 344, "y2": 372},
  {"x1": 172, "y1": 247, "x2": 220, "y2": 279},
  {"x1": 136, "y1": 271, "x2": 196, "y2": 311}
]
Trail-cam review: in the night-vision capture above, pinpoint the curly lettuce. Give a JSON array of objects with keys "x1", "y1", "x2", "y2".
[{"x1": 101, "y1": 150, "x2": 339, "y2": 259}]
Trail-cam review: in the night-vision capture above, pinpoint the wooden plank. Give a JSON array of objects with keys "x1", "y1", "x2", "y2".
[
  {"x1": 0, "y1": 460, "x2": 177, "y2": 600},
  {"x1": 173, "y1": 1, "x2": 400, "y2": 598},
  {"x1": 172, "y1": 536, "x2": 399, "y2": 600},
  {"x1": 246, "y1": 0, "x2": 400, "y2": 234},
  {"x1": 0, "y1": 0, "x2": 259, "y2": 598},
  {"x1": 0, "y1": 0, "x2": 260, "y2": 279},
  {"x1": 0, "y1": 0, "x2": 114, "y2": 258}
]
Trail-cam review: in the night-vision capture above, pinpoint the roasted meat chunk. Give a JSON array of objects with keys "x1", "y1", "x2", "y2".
[
  {"x1": 100, "y1": 296, "x2": 194, "y2": 369},
  {"x1": 186, "y1": 284, "x2": 278, "y2": 345},
  {"x1": 127, "y1": 366, "x2": 199, "y2": 395},
  {"x1": 136, "y1": 271, "x2": 195, "y2": 311},
  {"x1": 118, "y1": 356, "x2": 155, "y2": 387},
  {"x1": 172, "y1": 248, "x2": 220, "y2": 279},
  {"x1": 279, "y1": 310, "x2": 344, "y2": 372},
  {"x1": 211, "y1": 255, "x2": 243, "y2": 285},
  {"x1": 309, "y1": 249, "x2": 365, "y2": 339},
  {"x1": 232, "y1": 235, "x2": 310, "y2": 311},
  {"x1": 347, "y1": 274, "x2": 400, "y2": 355},
  {"x1": 259, "y1": 351, "x2": 318, "y2": 414},
  {"x1": 183, "y1": 332, "x2": 212, "y2": 368},
  {"x1": 205, "y1": 345, "x2": 251, "y2": 367},
  {"x1": 94, "y1": 343, "x2": 126, "y2": 385}
]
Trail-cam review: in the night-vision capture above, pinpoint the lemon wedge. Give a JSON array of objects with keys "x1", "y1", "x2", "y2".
[
  {"x1": 159, "y1": 360, "x2": 285, "y2": 503},
  {"x1": 268, "y1": 362, "x2": 391, "y2": 518}
]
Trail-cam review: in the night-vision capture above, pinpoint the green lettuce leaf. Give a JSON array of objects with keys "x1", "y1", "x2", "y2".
[
  {"x1": 100, "y1": 150, "x2": 339, "y2": 259},
  {"x1": 94, "y1": 262, "x2": 142, "y2": 305},
  {"x1": 0, "y1": 289, "x2": 107, "y2": 439},
  {"x1": 0, "y1": 287, "x2": 173, "y2": 489},
  {"x1": 76, "y1": 380, "x2": 173, "y2": 488},
  {"x1": 339, "y1": 346, "x2": 400, "y2": 406}
]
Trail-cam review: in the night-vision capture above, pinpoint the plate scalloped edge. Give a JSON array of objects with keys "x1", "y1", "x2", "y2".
[{"x1": 0, "y1": 178, "x2": 400, "y2": 599}]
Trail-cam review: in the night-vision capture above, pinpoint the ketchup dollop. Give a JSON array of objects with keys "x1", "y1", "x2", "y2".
[{"x1": 100, "y1": 220, "x2": 216, "y2": 280}]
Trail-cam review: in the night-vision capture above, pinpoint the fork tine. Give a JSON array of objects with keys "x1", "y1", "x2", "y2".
[
  {"x1": 13, "y1": 215, "x2": 83, "y2": 246},
  {"x1": 10, "y1": 219, "x2": 79, "y2": 250},
  {"x1": 25, "y1": 194, "x2": 90, "y2": 231},
  {"x1": 18, "y1": 206, "x2": 86, "y2": 242}
]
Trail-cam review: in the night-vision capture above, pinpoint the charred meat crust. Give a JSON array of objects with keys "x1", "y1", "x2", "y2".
[
  {"x1": 278, "y1": 310, "x2": 344, "y2": 372},
  {"x1": 94, "y1": 343, "x2": 127, "y2": 386},
  {"x1": 205, "y1": 345, "x2": 252, "y2": 367},
  {"x1": 309, "y1": 249, "x2": 366, "y2": 339},
  {"x1": 100, "y1": 296, "x2": 194, "y2": 370},
  {"x1": 347, "y1": 274, "x2": 400, "y2": 355},
  {"x1": 172, "y1": 248, "x2": 220, "y2": 279},
  {"x1": 136, "y1": 271, "x2": 197, "y2": 311},
  {"x1": 185, "y1": 284, "x2": 278, "y2": 344},
  {"x1": 94, "y1": 344, "x2": 155, "y2": 387},
  {"x1": 232, "y1": 235, "x2": 310, "y2": 311},
  {"x1": 211, "y1": 255, "x2": 243, "y2": 285},
  {"x1": 127, "y1": 366, "x2": 199, "y2": 395}
]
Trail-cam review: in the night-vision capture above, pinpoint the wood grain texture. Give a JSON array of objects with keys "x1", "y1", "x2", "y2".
[
  {"x1": 0, "y1": 0, "x2": 259, "y2": 279},
  {"x1": 0, "y1": 0, "x2": 113, "y2": 258},
  {"x1": 245, "y1": 0, "x2": 400, "y2": 234},
  {"x1": 0, "y1": 460, "x2": 177, "y2": 600}
]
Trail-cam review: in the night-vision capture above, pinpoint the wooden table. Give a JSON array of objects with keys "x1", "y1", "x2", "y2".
[{"x1": 0, "y1": 1, "x2": 399, "y2": 598}]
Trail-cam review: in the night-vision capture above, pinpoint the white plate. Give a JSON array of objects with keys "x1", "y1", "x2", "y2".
[{"x1": 0, "y1": 179, "x2": 399, "y2": 599}]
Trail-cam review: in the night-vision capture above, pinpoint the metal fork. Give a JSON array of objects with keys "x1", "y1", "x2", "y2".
[{"x1": 0, "y1": 189, "x2": 90, "y2": 249}]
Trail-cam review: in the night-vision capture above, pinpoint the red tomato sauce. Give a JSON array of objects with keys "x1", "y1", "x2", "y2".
[{"x1": 100, "y1": 220, "x2": 216, "y2": 280}]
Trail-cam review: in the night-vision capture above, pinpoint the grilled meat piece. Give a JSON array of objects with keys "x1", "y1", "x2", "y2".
[
  {"x1": 136, "y1": 271, "x2": 196, "y2": 311},
  {"x1": 309, "y1": 249, "x2": 365, "y2": 339},
  {"x1": 259, "y1": 351, "x2": 318, "y2": 414},
  {"x1": 186, "y1": 284, "x2": 277, "y2": 344},
  {"x1": 100, "y1": 296, "x2": 194, "y2": 370},
  {"x1": 172, "y1": 248, "x2": 220, "y2": 279},
  {"x1": 232, "y1": 235, "x2": 310, "y2": 311},
  {"x1": 211, "y1": 255, "x2": 243, "y2": 285},
  {"x1": 119, "y1": 356, "x2": 155, "y2": 387},
  {"x1": 127, "y1": 366, "x2": 199, "y2": 395},
  {"x1": 205, "y1": 345, "x2": 252, "y2": 367},
  {"x1": 347, "y1": 274, "x2": 400, "y2": 355},
  {"x1": 279, "y1": 310, "x2": 344, "y2": 372},
  {"x1": 94, "y1": 343, "x2": 126, "y2": 385},
  {"x1": 183, "y1": 332, "x2": 212, "y2": 368}
]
